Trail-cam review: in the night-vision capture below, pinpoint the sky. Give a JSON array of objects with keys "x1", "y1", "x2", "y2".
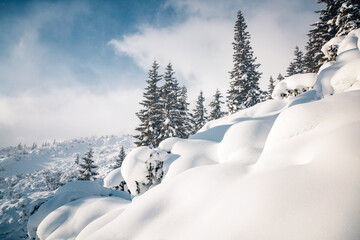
[{"x1": 0, "y1": 0, "x2": 322, "y2": 147}]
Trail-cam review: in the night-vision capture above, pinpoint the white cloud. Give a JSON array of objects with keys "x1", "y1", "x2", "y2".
[
  {"x1": 0, "y1": 88, "x2": 141, "y2": 147},
  {"x1": 109, "y1": 17, "x2": 233, "y2": 100},
  {"x1": 109, "y1": 0, "x2": 319, "y2": 99}
]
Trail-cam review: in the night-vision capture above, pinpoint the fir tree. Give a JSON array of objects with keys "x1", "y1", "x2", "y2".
[
  {"x1": 75, "y1": 154, "x2": 80, "y2": 165},
  {"x1": 303, "y1": 0, "x2": 359, "y2": 72},
  {"x1": 134, "y1": 60, "x2": 164, "y2": 147},
  {"x1": 159, "y1": 63, "x2": 184, "y2": 141},
  {"x1": 177, "y1": 86, "x2": 192, "y2": 138},
  {"x1": 267, "y1": 76, "x2": 275, "y2": 99},
  {"x1": 191, "y1": 91, "x2": 208, "y2": 134},
  {"x1": 114, "y1": 146, "x2": 126, "y2": 169},
  {"x1": 209, "y1": 89, "x2": 226, "y2": 121},
  {"x1": 335, "y1": 0, "x2": 360, "y2": 37},
  {"x1": 227, "y1": 10, "x2": 262, "y2": 113},
  {"x1": 286, "y1": 46, "x2": 305, "y2": 77},
  {"x1": 78, "y1": 147, "x2": 98, "y2": 181},
  {"x1": 277, "y1": 73, "x2": 284, "y2": 82}
]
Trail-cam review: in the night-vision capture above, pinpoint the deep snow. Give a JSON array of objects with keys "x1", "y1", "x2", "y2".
[
  {"x1": 33, "y1": 29, "x2": 360, "y2": 240},
  {"x1": 0, "y1": 135, "x2": 134, "y2": 239}
]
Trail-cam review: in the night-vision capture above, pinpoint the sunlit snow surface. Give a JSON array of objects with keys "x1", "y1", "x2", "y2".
[
  {"x1": 0, "y1": 135, "x2": 134, "y2": 239},
  {"x1": 36, "y1": 29, "x2": 360, "y2": 240}
]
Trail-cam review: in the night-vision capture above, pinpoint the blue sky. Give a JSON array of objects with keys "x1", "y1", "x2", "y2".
[{"x1": 0, "y1": 0, "x2": 321, "y2": 147}]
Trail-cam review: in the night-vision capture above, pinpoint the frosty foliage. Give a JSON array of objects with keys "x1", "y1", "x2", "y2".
[
  {"x1": 227, "y1": 10, "x2": 262, "y2": 113},
  {"x1": 209, "y1": 89, "x2": 226, "y2": 120},
  {"x1": 135, "y1": 61, "x2": 191, "y2": 148},
  {"x1": 135, "y1": 60, "x2": 164, "y2": 147},
  {"x1": 113, "y1": 146, "x2": 126, "y2": 169},
  {"x1": 304, "y1": 0, "x2": 360, "y2": 72},
  {"x1": 286, "y1": 46, "x2": 305, "y2": 77},
  {"x1": 191, "y1": 91, "x2": 208, "y2": 134},
  {"x1": 78, "y1": 147, "x2": 98, "y2": 181}
]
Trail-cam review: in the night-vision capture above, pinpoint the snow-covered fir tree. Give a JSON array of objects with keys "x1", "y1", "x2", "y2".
[
  {"x1": 159, "y1": 63, "x2": 184, "y2": 141},
  {"x1": 335, "y1": 0, "x2": 360, "y2": 37},
  {"x1": 209, "y1": 89, "x2": 226, "y2": 121},
  {"x1": 114, "y1": 146, "x2": 126, "y2": 169},
  {"x1": 304, "y1": 0, "x2": 360, "y2": 72},
  {"x1": 78, "y1": 147, "x2": 98, "y2": 181},
  {"x1": 286, "y1": 46, "x2": 305, "y2": 77},
  {"x1": 267, "y1": 76, "x2": 275, "y2": 99},
  {"x1": 75, "y1": 154, "x2": 80, "y2": 165},
  {"x1": 191, "y1": 91, "x2": 208, "y2": 134},
  {"x1": 177, "y1": 85, "x2": 192, "y2": 138},
  {"x1": 135, "y1": 60, "x2": 164, "y2": 147},
  {"x1": 277, "y1": 73, "x2": 284, "y2": 82},
  {"x1": 227, "y1": 10, "x2": 262, "y2": 113}
]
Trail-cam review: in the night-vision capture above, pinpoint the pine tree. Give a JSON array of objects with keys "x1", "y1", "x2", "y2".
[
  {"x1": 75, "y1": 154, "x2": 80, "y2": 165},
  {"x1": 335, "y1": 0, "x2": 360, "y2": 37},
  {"x1": 209, "y1": 89, "x2": 226, "y2": 121},
  {"x1": 78, "y1": 147, "x2": 98, "y2": 181},
  {"x1": 114, "y1": 146, "x2": 126, "y2": 169},
  {"x1": 177, "y1": 86, "x2": 192, "y2": 138},
  {"x1": 159, "y1": 63, "x2": 183, "y2": 141},
  {"x1": 277, "y1": 73, "x2": 284, "y2": 82},
  {"x1": 286, "y1": 46, "x2": 305, "y2": 77},
  {"x1": 304, "y1": 0, "x2": 360, "y2": 73},
  {"x1": 227, "y1": 10, "x2": 262, "y2": 113},
  {"x1": 191, "y1": 91, "x2": 208, "y2": 134},
  {"x1": 267, "y1": 76, "x2": 275, "y2": 99},
  {"x1": 134, "y1": 60, "x2": 164, "y2": 147}
]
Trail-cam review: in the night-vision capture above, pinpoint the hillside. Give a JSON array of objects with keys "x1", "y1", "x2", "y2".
[
  {"x1": 32, "y1": 29, "x2": 360, "y2": 239},
  {"x1": 0, "y1": 135, "x2": 134, "y2": 239}
]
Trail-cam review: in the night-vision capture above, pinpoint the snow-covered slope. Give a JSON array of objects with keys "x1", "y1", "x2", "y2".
[
  {"x1": 34, "y1": 29, "x2": 360, "y2": 240},
  {"x1": 0, "y1": 135, "x2": 134, "y2": 240}
]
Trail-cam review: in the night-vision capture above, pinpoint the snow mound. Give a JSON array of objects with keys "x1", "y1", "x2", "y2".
[
  {"x1": 35, "y1": 29, "x2": 360, "y2": 240},
  {"x1": 103, "y1": 168, "x2": 124, "y2": 189},
  {"x1": 121, "y1": 146, "x2": 169, "y2": 195},
  {"x1": 27, "y1": 181, "x2": 131, "y2": 239},
  {"x1": 37, "y1": 196, "x2": 129, "y2": 240},
  {"x1": 315, "y1": 28, "x2": 360, "y2": 96},
  {"x1": 272, "y1": 73, "x2": 318, "y2": 99}
]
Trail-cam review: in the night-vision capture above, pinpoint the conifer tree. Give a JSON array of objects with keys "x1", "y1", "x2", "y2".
[
  {"x1": 335, "y1": 0, "x2": 360, "y2": 37},
  {"x1": 159, "y1": 63, "x2": 183, "y2": 140},
  {"x1": 277, "y1": 73, "x2": 284, "y2": 82},
  {"x1": 286, "y1": 46, "x2": 305, "y2": 77},
  {"x1": 114, "y1": 146, "x2": 126, "y2": 169},
  {"x1": 267, "y1": 76, "x2": 275, "y2": 99},
  {"x1": 78, "y1": 147, "x2": 98, "y2": 181},
  {"x1": 227, "y1": 10, "x2": 262, "y2": 113},
  {"x1": 75, "y1": 154, "x2": 80, "y2": 165},
  {"x1": 135, "y1": 60, "x2": 164, "y2": 147},
  {"x1": 304, "y1": 0, "x2": 360, "y2": 73},
  {"x1": 191, "y1": 91, "x2": 208, "y2": 134},
  {"x1": 177, "y1": 86, "x2": 192, "y2": 138},
  {"x1": 209, "y1": 89, "x2": 226, "y2": 121}
]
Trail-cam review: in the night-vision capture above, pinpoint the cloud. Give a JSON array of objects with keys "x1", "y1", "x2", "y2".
[
  {"x1": 0, "y1": 88, "x2": 141, "y2": 147},
  {"x1": 0, "y1": 1, "x2": 144, "y2": 147},
  {"x1": 109, "y1": 0, "x2": 319, "y2": 99},
  {"x1": 109, "y1": 17, "x2": 233, "y2": 100}
]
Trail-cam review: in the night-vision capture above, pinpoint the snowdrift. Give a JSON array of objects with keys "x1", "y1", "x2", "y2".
[{"x1": 34, "y1": 29, "x2": 360, "y2": 240}]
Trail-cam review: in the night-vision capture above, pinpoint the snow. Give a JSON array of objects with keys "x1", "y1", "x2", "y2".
[
  {"x1": 0, "y1": 135, "x2": 134, "y2": 239},
  {"x1": 272, "y1": 73, "x2": 318, "y2": 99},
  {"x1": 103, "y1": 168, "x2": 124, "y2": 189},
  {"x1": 36, "y1": 196, "x2": 129, "y2": 240},
  {"x1": 28, "y1": 181, "x2": 131, "y2": 239},
  {"x1": 4, "y1": 29, "x2": 360, "y2": 240},
  {"x1": 314, "y1": 28, "x2": 360, "y2": 97}
]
